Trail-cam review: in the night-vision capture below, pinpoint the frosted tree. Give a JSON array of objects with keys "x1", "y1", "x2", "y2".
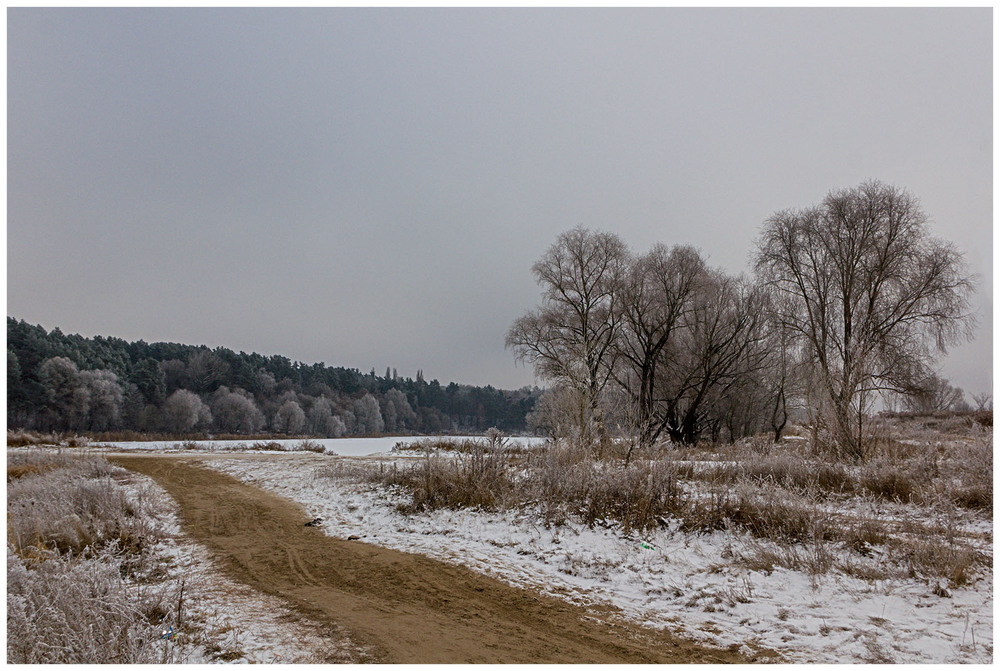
[
  {"x1": 322, "y1": 414, "x2": 347, "y2": 438},
  {"x1": 210, "y1": 387, "x2": 265, "y2": 434},
  {"x1": 308, "y1": 397, "x2": 334, "y2": 436},
  {"x1": 756, "y1": 180, "x2": 975, "y2": 458},
  {"x1": 506, "y1": 226, "x2": 629, "y2": 445},
  {"x1": 971, "y1": 392, "x2": 992, "y2": 412},
  {"x1": 273, "y1": 399, "x2": 306, "y2": 434},
  {"x1": 307, "y1": 397, "x2": 348, "y2": 437},
  {"x1": 525, "y1": 384, "x2": 585, "y2": 440},
  {"x1": 385, "y1": 389, "x2": 416, "y2": 430},
  {"x1": 254, "y1": 370, "x2": 277, "y2": 398},
  {"x1": 353, "y1": 393, "x2": 384, "y2": 435},
  {"x1": 381, "y1": 397, "x2": 398, "y2": 432},
  {"x1": 161, "y1": 389, "x2": 213, "y2": 433},
  {"x1": 37, "y1": 357, "x2": 88, "y2": 429},
  {"x1": 78, "y1": 369, "x2": 124, "y2": 431},
  {"x1": 340, "y1": 409, "x2": 357, "y2": 435}
]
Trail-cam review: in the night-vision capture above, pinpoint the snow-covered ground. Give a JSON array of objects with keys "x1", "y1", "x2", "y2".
[
  {"x1": 205, "y1": 453, "x2": 993, "y2": 664},
  {"x1": 93, "y1": 435, "x2": 547, "y2": 457}
]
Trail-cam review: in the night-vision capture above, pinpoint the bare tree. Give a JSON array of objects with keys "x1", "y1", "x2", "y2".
[
  {"x1": 652, "y1": 272, "x2": 769, "y2": 445},
  {"x1": 755, "y1": 180, "x2": 976, "y2": 458},
  {"x1": 615, "y1": 244, "x2": 706, "y2": 445},
  {"x1": 902, "y1": 375, "x2": 965, "y2": 414},
  {"x1": 971, "y1": 391, "x2": 992, "y2": 412},
  {"x1": 506, "y1": 226, "x2": 629, "y2": 445}
]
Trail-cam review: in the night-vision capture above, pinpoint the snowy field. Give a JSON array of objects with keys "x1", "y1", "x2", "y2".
[{"x1": 204, "y1": 452, "x2": 993, "y2": 664}]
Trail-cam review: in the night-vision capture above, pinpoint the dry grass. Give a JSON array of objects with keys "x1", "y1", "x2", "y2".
[
  {"x1": 673, "y1": 431, "x2": 992, "y2": 514},
  {"x1": 7, "y1": 429, "x2": 89, "y2": 447},
  {"x1": 65, "y1": 430, "x2": 307, "y2": 443},
  {"x1": 167, "y1": 439, "x2": 329, "y2": 453},
  {"x1": 378, "y1": 444, "x2": 518, "y2": 513},
  {"x1": 340, "y1": 420, "x2": 991, "y2": 589},
  {"x1": 391, "y1": 435, "x2": 534, "y2": 456},
  {"x1": 6, "y1": 450, "x2": 180, "y2": 663},
  {"x1": 7, "y1": 452, "x2": 162, "y2": 564},
  {"x1": 8, "y1": 547, "x2": 174, "y2": 663}
]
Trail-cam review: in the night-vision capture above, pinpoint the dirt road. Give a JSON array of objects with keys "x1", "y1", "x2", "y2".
[{"x1": 114, "y1": 455, "x2": 755, "y2": 663}]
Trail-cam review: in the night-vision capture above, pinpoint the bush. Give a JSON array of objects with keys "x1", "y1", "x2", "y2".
[
  {"x1": 248, "y1": 441, "x2": 284, "y2": 451},
  {"x1": 678, "y1": 488, "x2": 816, "y2": 543}
]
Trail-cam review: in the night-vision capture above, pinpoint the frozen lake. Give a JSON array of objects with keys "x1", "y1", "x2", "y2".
[{"x1": 95, "y1": 435, "x2": 548, "y2": 457}]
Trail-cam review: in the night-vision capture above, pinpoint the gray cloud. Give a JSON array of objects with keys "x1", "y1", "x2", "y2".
[{"x1": 8, "y1": 8, "x2": 991, "y2": 393}]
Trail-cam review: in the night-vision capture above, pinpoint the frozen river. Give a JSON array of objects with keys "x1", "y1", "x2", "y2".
[{"x1": 94, "y1": 435, "x2": 548, "y2": 457}]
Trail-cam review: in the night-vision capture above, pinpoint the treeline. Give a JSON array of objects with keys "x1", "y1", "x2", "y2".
[
  {"x1": 7, "y1": 317, "x2": 540, "y2": 436},
  {"x1": 510, "y1": 180, "x2": 978, "y2": 458}
]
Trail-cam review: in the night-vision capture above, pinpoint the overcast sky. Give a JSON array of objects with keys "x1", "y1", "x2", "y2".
[{"x1": 7, "y1": 8, "x2": 992, "y2": 394}]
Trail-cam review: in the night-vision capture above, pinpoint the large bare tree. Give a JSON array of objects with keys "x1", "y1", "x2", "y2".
[
  {"x1": 652, "y1": 272, "x2": 769, "y2": 445},
  {"x1": 755, "y1": 180, "x2": 975, "y2": 458},
  {"x1": 506, "y1": 226, "x2": 629, "y2": 445},
  {"x1": 615, "y1": 244, "x2": 706, "y2": 445}
]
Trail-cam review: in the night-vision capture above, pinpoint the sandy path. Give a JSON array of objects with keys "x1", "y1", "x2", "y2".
[{"x1": 112, "y1": 454, "x2": 752, "y2": 663}]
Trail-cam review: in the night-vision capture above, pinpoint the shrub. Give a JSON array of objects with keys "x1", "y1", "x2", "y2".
[
  {"x1": 249, "y1": 441, "x2": 284, "y2": 451},
  {"x1": 678, "y1": 488, "x2": 816, "y2": 543}
]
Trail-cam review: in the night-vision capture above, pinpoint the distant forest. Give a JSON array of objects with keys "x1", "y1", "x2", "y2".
[{"x1": 7, "y1": 318, "x2": 541, "y2": 436}]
